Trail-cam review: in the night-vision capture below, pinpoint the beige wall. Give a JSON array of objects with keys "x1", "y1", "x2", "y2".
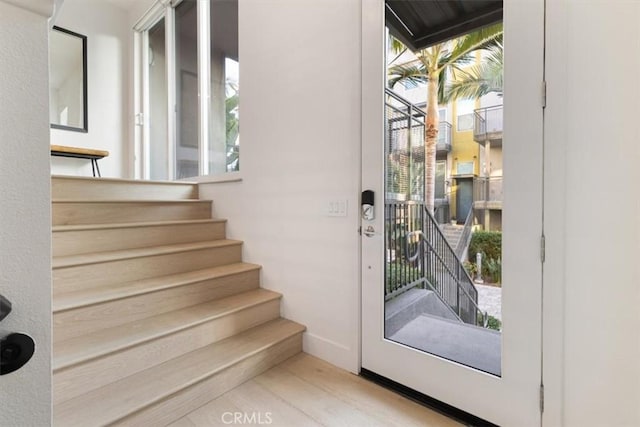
[
  {"x1": 544, "y1": 1, "x2": 640, "y2": 425},
  {"x1": 0, "y1": 1, "x2": 53, "y2": 426},
  {"x1": 199, "y1": 0, "x2": 362, "y2": 372}
]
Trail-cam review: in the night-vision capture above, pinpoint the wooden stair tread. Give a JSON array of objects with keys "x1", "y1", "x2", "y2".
[
  {"x1": 53, "y1": 262, "x2": 261, "y2": 312},
  {"x1": 54, "y1": 318, "x2": 305, "y2": 427},
  {"x1": 52, "y1": 218, "x2": 226, "y2": 232},
  {"x1": 53, "y1": 240, "x2": 242, "y2": 269},
  {"x1": 51, "y1": 176, "x2": 305, "y2": 425},
  {"x1": 54, "y1": 288, "x2": 281, "y2": 371}
]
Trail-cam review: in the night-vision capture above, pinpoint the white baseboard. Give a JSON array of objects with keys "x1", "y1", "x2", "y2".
[{"x1": 302, "y1": 332, "x2": 359, "y2": 374}]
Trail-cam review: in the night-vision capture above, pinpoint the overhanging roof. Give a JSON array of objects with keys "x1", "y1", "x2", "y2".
[{"x1": 386, "y1": 0, "x2": 503, "y2": 51}]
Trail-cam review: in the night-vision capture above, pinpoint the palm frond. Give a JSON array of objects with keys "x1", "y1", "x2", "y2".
[
  {"x1": 387, "y1": 62, "x2": 428, "y2": 89},
  {"x1": 389, "y1": 36, "x2": 406, "y2": 55},
  {"x1": 443, "y1": 76, "x2": 499, "y2": 102},
  {"x1": 437, "y1": 70, "x2": 447, "y2": 105},
  {"x1": 443, "y1": 41, "x2": 503, "y2": 102},
  {"x1": 387, "y1": 36, "x2": 408, "y2": 65},
  {"x1": 437, "y1": 23, "x2": 503, "y2": 72}
]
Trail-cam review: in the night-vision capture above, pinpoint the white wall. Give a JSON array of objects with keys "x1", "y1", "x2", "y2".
[
  {"x1": 50, "y1": 0, "x2": 130, "y2": 178},
  {"x1": 200, "y1": 0, "x2": 640, "y2": 422},
  {"x1": 0, "y1": 1, "x2": 53, "y2": 426},
  {"x1": 53, "y1": 62, "x2": 83, "y2": 126},
  {"x1": 545, "y1": 1, "x2": 640, "y2": 426},
  {"x1": 199, "y1": 0, "x2": 362, "y2": 372}
]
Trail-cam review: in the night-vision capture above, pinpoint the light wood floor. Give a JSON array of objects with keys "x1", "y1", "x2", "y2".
[{"x1": 169, "y1": 353, "x2": 462, "y2": 427}]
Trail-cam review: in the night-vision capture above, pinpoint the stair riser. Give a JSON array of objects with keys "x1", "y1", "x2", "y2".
[
  {"x1": 53, "y1": 300, "x2": 281, "y2": 405},
  {"x1": 54, "y1": 244, "x2": 242, "y2": 294},
  {"x1": 53, "y1": 221, "x2": 226, "y2": 257},
  {"x1": 112, "y1": 334, "x2": 302, "y2": 427},
  {"x1": 52, "y1": 201, "x2": 212, "y2": 225},
  {"x1": 54, "y1": 269, "x2": 260, "y2": 343},
  {"x1": 52, "y1": 178, "x2": 198, "y2": 200}
]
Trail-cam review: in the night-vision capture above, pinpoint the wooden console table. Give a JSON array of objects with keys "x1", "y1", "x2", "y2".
[{"x1": 50, "y1": 145, "x2": 109, "y2": 177}]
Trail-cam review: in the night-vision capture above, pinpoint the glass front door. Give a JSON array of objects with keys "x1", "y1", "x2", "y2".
[{"x1": 361, "y1": 1, "x2": 545, "y2": 424}]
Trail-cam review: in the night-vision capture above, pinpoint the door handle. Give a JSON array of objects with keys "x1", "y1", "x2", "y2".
[
  {"x1": 0, "y1": 294, "x2": 36, "y2": 375},
  {"x1": 1, "y1": 333, "x2": 35, "y2": 375}
]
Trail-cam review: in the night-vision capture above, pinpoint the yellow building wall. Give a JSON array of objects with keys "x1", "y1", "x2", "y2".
[{"x1": 448, "y1": 98, "x2": 481, "y2": 220}]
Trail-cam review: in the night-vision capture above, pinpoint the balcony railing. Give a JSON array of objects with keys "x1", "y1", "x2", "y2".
[
  {"x1": 437, "y1": 121, "x2": 452, "y2": 153},
  {"x1": 385, "y1": 89, "x2": 425, "y2": 201},
  {"x1": 474, "y1": 176, "x2": 503, "y2": 209},
  {"x1": 473, "y1": 105, "x2": 503, "y2": 145}
]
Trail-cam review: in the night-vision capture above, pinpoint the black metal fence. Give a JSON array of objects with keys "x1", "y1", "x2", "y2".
[
  {"x1": 383, "y1": 89, "x2": 485, "y2": 326},
  {"x1": 385, "y1": 201, "x2": 485, "y2": 326},
  {"x1": 420, "y1": 205, "x2": 481, "y2": 325},
  {"x1": 385, "y1": 202, "x2": 426, "y2": 299}
]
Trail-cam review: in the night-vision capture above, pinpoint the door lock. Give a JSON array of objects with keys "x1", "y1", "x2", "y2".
[{"x1": 361, "y1": 190, "x2": 375, "y2": 221}]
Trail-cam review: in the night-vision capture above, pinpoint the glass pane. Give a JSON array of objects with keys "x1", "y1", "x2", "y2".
[
  {"x1": 148, "y1": 18, "x2": 168, "y2": 180},
  {"x1": 209, "y1": 0, "x2": 239, "y2": 173},
  {"x1": 435, "y1": 161, "x2": 445, "y2": 199},
  {"x1": 49, "y1": 27, "x2": 86, "y2": 131},
  {"x1": 385, "y1": 25, "x2": 503, "y2": 376},
  {"x1": 175, "y1": 0, "x2": 199, "y2": 179}
]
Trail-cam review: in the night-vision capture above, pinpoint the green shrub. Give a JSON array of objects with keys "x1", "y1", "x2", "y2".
[
  {"x1": 478, "y1": 313, "x2": 502, "y2": 331},
  {"x1": 463, "y1": 260, "x2": 477, "y2": 279},
  {"x1": 485, "y1": 257, "x2": 502, "y2": 284},
  {"x1": 486, "y1": 315, "x2": 502, "y2": 331},
  {"x1": 469, "y1": 231, "x2": 502, "y2": 261},
  {"x1": 469, "y1": 231, "x2": 502, "y2": 283}
]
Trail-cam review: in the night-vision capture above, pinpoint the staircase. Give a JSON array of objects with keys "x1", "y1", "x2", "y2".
[
  {"x1": 51, "y1": 176, "x2": 305, "y2": 426},
  {"x1": 440, "y1": 223, "x2": 464, "y2": 250}
]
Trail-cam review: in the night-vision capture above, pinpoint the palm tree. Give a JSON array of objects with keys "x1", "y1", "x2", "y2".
[
  {"x1": 225, "y1": 81, "x2": 240, "y2": 172},
  {"x1": 443, "y1": 41, "x2": 504, "y2": 102},
  {"x1": 388, "y1": 24, "x2": 503, "y2": 214}
]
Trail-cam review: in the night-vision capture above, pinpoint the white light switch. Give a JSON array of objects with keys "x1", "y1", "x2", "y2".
[{"x1": 327, "y1": 199, "x2": 348, "y2": 217}]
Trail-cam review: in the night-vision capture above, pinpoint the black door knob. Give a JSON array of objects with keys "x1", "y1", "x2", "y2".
[{"x1": 0, "y1": 333, "x2": 35, "y2": 375}]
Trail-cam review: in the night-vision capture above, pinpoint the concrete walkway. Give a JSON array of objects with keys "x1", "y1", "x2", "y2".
[
  {"x1": 389, "y1": 313, "x2": 502, "y2": 376},
  {"x1": 476, "y1": 284, "x2": 502, "y2": 321},
  {"x1": 385, "y1": 288, "x2": 503, "y2": 376}
]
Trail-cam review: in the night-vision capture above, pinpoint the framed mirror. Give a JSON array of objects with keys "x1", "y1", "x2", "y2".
[{"x1": 49, "y1": 26, "x2": 87, "y2": 132}]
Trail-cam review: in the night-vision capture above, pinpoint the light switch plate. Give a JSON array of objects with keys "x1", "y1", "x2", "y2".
[{"x1": 327, "y1": 199, "x2": 348, "y2": 217}]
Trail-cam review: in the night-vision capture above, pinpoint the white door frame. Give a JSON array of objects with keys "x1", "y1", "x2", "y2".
[
  {"x1": 133, "y1": 0, "x2": 213, "y2": 180},
  {"x1": 134, "y1": 2, "x2": 169, "y2": 180},
  {"x1": 360, "y1": 0, "x2": 545, "y2": 424}
]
